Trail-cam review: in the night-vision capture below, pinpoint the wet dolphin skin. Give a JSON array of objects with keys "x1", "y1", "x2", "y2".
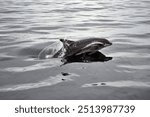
[{"x1": 60, "y1": 38, "x2": 112, "y2": 58}]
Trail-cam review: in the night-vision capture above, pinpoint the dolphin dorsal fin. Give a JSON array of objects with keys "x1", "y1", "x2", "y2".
[
  {"x1": 59, "y1": 39, "x2": 74, "y2": 49},
  {"x1": 60, "y1": 39, "x2": 74, "y2": 45}
]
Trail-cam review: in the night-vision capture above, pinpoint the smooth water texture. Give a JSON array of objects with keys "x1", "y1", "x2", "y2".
[{"x1": 0, "y1": 0, "x2": 150, "y2": 99}]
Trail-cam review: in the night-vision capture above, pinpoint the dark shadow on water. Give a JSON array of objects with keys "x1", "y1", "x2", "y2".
[{"x1": 63, "y1": 51, "x2": 113, "y2": 65}]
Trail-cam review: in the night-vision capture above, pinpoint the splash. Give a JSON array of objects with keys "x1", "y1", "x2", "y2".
[{"x1": 38, "y1": 41, "x2": 64, "y2": 59}]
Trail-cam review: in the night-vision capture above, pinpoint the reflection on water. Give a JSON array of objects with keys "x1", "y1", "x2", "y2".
[
  {"x1": 63, "y1": 51, "x2": 112, "y2": 64},
  {"x1": 0, "y1": 0, "x2": 150, "y2": 99}
]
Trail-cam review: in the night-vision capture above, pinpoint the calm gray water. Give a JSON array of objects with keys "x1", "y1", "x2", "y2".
[{"x1": 0, "y1": 0, "x2": 150, "y2": 99}]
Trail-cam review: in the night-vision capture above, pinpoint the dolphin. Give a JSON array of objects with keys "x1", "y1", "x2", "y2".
[{"x1": 60, "y1": 38, "x2": 112, "y2": 59}]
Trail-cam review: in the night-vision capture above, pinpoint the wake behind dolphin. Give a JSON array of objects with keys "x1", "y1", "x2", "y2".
[{"x1": 38, "y1": 37, "x2": 112, "y2": 64}]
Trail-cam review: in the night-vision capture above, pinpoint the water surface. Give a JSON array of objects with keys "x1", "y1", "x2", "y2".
[{"x1": 0, "y1": 0, "x2": 150, "y2": 99}]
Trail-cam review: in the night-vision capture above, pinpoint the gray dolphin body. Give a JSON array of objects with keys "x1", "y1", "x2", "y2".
[{"x1": 60, "y1": 38, "x2": 112, "y2": 58}]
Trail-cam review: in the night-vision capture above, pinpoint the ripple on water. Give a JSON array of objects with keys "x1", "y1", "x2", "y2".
[
  {"x1": 117, "y1": 64, "x2": 150, "y2": 70},
  {"x1": 82, "y1": 80, "x2": 150, "y2": 88},
  {"x1": 0, "y1": 59, "x2": 62, "y2": 73},
  {"x1": 0, "y1": 73, "x2": 79, "y2": 92},
  {"x1": 108, "y1": 52, "x2": 150, "y2": 58},
  {"x1": 0, "y1": 54, "x2": 16, "y2": 61}
]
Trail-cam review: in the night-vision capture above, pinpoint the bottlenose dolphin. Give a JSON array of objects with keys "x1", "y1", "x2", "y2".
[{"x1": 60, "y1": 37, "x2": 112, "y2": 59}]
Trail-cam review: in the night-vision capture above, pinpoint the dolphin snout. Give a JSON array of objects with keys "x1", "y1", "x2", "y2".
[
  {"x1": 105, "y1": 42, "x2": 112, "y2": 47},
  {"x1": 109, "y1": 42, "x2": 112, "y2": 45}
]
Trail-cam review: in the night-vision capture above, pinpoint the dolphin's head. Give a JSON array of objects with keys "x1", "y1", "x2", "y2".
[{"x1": 96, "y1": 38, "x2": 112, "y2": 47}]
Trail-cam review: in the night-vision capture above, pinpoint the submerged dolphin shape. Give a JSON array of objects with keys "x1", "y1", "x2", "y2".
[{"x1": 60, "y1": 37, "x2": 112, "y2": 59}]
